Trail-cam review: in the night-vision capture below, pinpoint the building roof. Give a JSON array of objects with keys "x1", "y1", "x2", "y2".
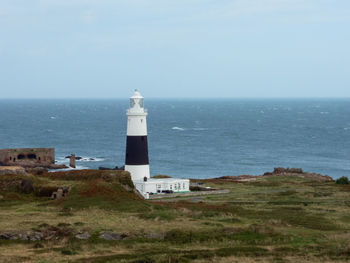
[{"x1": 134, "y1": 178, "x2": 189, "y2": 184}]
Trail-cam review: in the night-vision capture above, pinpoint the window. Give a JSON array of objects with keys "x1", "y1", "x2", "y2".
[
  {"x1": 170, "y1": 185, "x2": 172, "y2": 190},
  {"x1": 27, "y1": 154, "x2": 37, "y2": 159},
  {"x1": 183, "y1": 183, "x2": 185, "y2": 189},
  {"x1": 139, "y1": 98, "x2": 144, "y2": 108},
  {"x1": 130, "y1": 99, "x2": 136, "y2": 108},
  {"x1": 9, "y1": 157, "x2": 12, "y2": 160},
  {"x1": 174, "y1": 184, "x2": 177, "y2": 190},
  {"x1": 17, "y1": 154, "x2": 25, "y2": 160}
]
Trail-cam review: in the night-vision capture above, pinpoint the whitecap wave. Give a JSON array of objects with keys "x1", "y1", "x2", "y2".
[
  {"x1": 78, "y1": 157, "x2": 105, "y2": 162},
  {"x1": 72, "y1": 165, "x2": 89, "y2": 170},
  {"x1": 50, "y1": 116, "x2": 56, "y2": 119},
  {"x1": 51, "y1": 165, "x2": 90, "y2": 172},
  {"x1": 172, "y1": 127, "x2": 185, "y2": 131},
  {"x1": 192, "y1": 128, "x2": 209, "y2": 131},
  {"x1": 55, "y1": 157, "x2": 67, "y2": 163},
  {"x1": 57, "y1": 156, "x2": 105, "y2": 162}
]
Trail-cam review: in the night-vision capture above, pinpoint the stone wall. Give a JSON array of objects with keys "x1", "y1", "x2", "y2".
[{"x1": 0, "y1": 148, "x2": 55, "y2": 168}]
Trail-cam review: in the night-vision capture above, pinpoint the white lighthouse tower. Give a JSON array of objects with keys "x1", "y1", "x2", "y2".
[
  {"x1": 124, "y1": 90, "x2": 150, "y2": 182},
  {"x1": 124, "y1": 90, "x2": 190, "y2": 199}
]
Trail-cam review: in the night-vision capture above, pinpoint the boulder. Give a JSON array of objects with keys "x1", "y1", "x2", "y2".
[
  {"x1": 99, "y1": 231, "x2": 126, "y2": 241},
  {"x1": 43, "y1": 231, "x2": 56, "y2": 240},
  {"x1": 65, "y1": 156, "x2": 82, "y2": 160},
  {"x1": 18, "y1": 232, "x2": 29, "y2": 241},
  {"x1": 146, "y1": 232, "x2": 164, "y2": 240},
  {"x1": 20, "y1": 179, "x2": 34, "y2": 194},
  {"x1": 48, "y1": 164, "x2": 68, "y2": 169},
  {"x1": 0, "y1": 232, "x2": 13, "y2": 240},
  {"x1": 273, "y1": 167, "x2": 287, "y2": 174},
  {"x1": 30, "y1": 232, "x2": 43, "y2": 241},
  {"x1": 75, "y1": 232, "x2": 91, "y2": 240},
  {"x1": 1, "y1": 231, "x2": 50, "y2": 241},
  {"x1": 287, "y1": 168, "x2": 303, "y2": 174},
  {"x1": 273, "y1": 167, "x2": 303, "y2": 174}
]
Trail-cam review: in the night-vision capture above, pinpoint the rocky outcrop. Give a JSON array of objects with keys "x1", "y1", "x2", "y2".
[
  {"x1": 0, "y1": 228, "x2": 146, "y2": 242},
  {"x1": 270, "y1": 167, "x2": 303, "y2": 174},
  {"x1": 0, "y1": 229, "x2": 164, "y2": 242},
  {"x1": 65, "y1": 156, "x2": 82, "y2": 160},
  {"x1": 216, "y1": 168, "x2": 334, "y2": 182},
  {"x1": 0, "y1": 228, "x2": 69, "y2": 241},
  {"x1": 0, "y1": 166, "x2": 27, "y2": 176},
  {"x1": 75, "y1": 232, "x2": 91, "y2": 240},
  {"x1": 0, "y1": 231, "x2": 44, "y2": 241},
  {"x1": 48, "y1": 164, "x2": 68, "y2": 169},
  {"x1": 25, "y1": 167, "x2": 48, "y2": 175},
  {"x1": 263, "y1": 167, "x2": 333, "y2": 182},
  {"x1": 99, "y1": 231, "x2": 126, "y2": 241}
]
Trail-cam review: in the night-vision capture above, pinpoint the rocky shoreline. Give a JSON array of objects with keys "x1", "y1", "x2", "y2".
[
  {"x1": 216, "y1": 167, "x2": 333, "y2": 182},
  {"x1": 0, "y1": 228, "x2": 165, "y2": 242}
]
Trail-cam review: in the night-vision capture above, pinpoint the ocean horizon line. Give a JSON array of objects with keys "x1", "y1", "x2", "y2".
[{"x1": 0, "y1": 97, "x2": 350, "y2": 101}]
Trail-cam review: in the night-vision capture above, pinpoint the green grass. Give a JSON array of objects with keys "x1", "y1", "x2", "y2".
[
  {"x1": 61, "y1": 181, "x2": 149, "y2": 213},
  {"x1": 1, "y1": 171, "x2": 350, "y2": 262}
]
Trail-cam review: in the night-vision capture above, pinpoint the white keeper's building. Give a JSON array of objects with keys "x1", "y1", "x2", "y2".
[
  {"x1": 134, "y1": 178, "x2": 190, "y2": 197},
  {"x1": 124, "y1": 90, "x2": 190, "y2": 199}
]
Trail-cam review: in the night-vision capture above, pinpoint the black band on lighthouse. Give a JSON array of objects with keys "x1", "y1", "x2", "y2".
[{"x1": 125, "y1": 136, "x2": 149, "y2": 165}]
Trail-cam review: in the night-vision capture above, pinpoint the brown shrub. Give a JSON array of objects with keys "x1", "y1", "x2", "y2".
[
  {"x1": 35, "y1": 186, "x2": 59, "y2": 197},
  {"x1": 79, "y1": 179, "x2": 114, "y2": 198}
]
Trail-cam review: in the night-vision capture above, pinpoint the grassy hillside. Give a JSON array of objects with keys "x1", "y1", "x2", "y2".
[{"x1": 0, "y1": 170, "x2": 350, "y2": 262}]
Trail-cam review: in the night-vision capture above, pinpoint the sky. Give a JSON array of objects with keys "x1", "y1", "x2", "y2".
[{"x1": 0, "y1": 0, "x2": 349, "y2": 98}]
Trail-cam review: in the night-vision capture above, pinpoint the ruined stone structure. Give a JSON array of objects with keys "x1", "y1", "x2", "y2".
[
  {"x1": 69, "y1": 154, "x2": 76, "y2": 168},
  {"x1": 0, "y1": 148, "x2": 55, "y2": 168},
  {"x1": 51, "y1": 187, "x2": 70, "y2": 199}
]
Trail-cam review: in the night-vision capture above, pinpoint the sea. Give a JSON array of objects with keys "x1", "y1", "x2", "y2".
[{"x1": 0, "y1": 99, "x2": 349, "y2": 179}]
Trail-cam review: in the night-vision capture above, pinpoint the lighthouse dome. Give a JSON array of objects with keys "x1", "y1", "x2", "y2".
[
  {"x1": 131, "y1": 89, "x2": 143, "y2": 99},
  {"x1": 129, "y1": 90, "x2": 145, "y2": 111}
]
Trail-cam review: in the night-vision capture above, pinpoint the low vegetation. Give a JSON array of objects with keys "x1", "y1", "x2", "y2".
[
  {"x1": 0, "y1": 170, "x2": 350, "y2": 262},
  {"x1": 336, "y1": 176, "x2": 349, "y2": 185}
]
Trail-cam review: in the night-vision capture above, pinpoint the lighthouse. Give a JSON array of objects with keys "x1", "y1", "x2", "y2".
[
  {"x1": 124, "y1": 90, "x2": 190, "y2": 198},
  {"x1": 124, "y1": 90, "x2": 150, "y2": 182}
]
